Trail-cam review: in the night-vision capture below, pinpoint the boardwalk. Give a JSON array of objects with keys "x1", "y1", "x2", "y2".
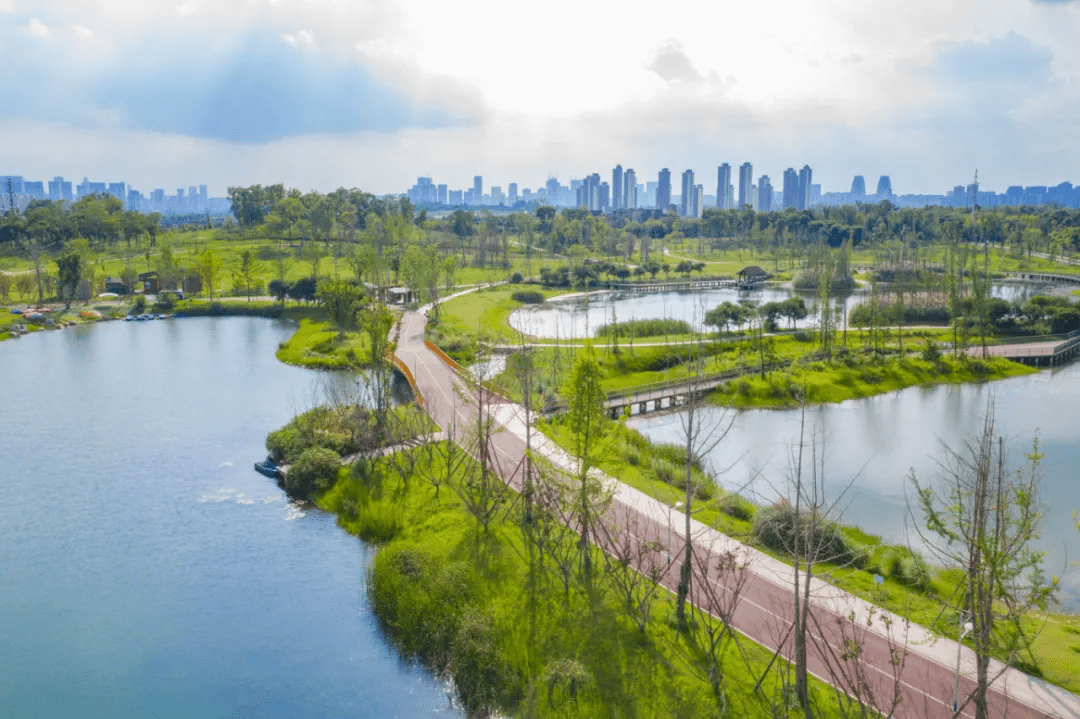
[
  {"x1": 972, "y1": 330, "x2": 1080, "y2": 366},
  {"x1": 394, "y1": 310, "x2": 1080, "y2": 719}
]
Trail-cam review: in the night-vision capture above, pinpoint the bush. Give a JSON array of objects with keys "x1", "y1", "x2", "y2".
[
  {"x1": 510, "y1": 272, "x2": 524, "y2": 284},
  {"x1": 753, "y1": 500, "x2": 854, "y2": 565},
  {"x1": 921, "y1": 339, "x2": 942, "y2": 363},
  {"x1": 153, "y1": 291, "x2": 176, "y2": 312},
  {"x1": 719, "y1": 494, "x2": 757, "y2": 522},
  {"x1": 284, "y1": 447, "x2": 341, "y2": 498},
  {"x1": 511, "y1": 290, "x2": 545, "y2": 304},
  {"x1": 132, "y1": 295, "x2": 147, "y2": 314},
  {"x1": 596, "y1": 318, "x2": 692, "y2": 339}
]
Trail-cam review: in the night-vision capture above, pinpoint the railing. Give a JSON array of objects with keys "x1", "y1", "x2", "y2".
[
  {"x1": 390, "y1": 354, "x2": 424, "y2": 406},
  {"x1": 423, "y1": 339, "x2": 515, "y2": 402}
]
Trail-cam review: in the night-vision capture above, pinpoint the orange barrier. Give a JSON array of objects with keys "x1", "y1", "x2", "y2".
[
  {"x1": 424, "y1": 339, "x2": 514, "y2": 403},
  {"x1": 390, "y1": 354, "x2": 424, "y2": 406}
]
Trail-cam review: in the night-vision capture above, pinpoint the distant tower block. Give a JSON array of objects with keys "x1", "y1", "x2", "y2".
[
  {"x1": 850, "y1": 175, "x2": 866, "y2": 199},
  {"x1": 876, "y1": 175, "x2": 893, "y2": 197}
]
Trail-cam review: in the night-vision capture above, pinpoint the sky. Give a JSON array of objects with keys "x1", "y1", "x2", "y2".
[{"x1": 2, "y1": 0, "x2": 1080, "y2": 197}]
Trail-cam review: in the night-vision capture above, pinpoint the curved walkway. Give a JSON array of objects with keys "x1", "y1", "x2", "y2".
[{"x1": 394, "y1": 308, "x2": 1080, "y2": 719}]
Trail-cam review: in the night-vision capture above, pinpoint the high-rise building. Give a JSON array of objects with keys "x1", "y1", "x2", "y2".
[
  {"x1": 599, "y1": 181, "x2": 610, "y2": 212},
  {"x1": 24, "y1": 181, "x2": 45, "y2": 199},
  {"x1": 491, "y1": 186, "x2": 505, "y2": 205},
  {"x1": 623, "y1": 168, "x2": 637, "y2": 209},
  {"x1": 876, "y1": 176, "x2": 893, "y2": 198},
  {"x1": 0, "y1": 176, "x2": 24, "y2": 197},
  {"x1": 545, "y1": 178, "x2": 560, "y2": 207},
  {"x1": 437, "y1": 184, "x2": 448, "y2": 205},
  {"x1": 716, "y1": 164, "x2": 732, "y2": 209},
  {"x1": 49, "y1": 176, "x2": 73, "y2": 203},
  {"x1": 782, "y1": 168, "x2": 799, "y2": 209},
  {"x1": 449, "y1": 189, "x2": 463, "y2": 205},
  {"x1": 657, "y1": 169, "x2": 671, "y2": 211},
  {"x1": 77, "y1": 177, "x2": 106, "y2": 198},
  {"x1": 693, "y1": 185, "x2": 703, "y2": 218},
  {"x1": 758, "y1": 176, "x2": 773, "y2": 212},
  {"x1": 611, "y1": 165, "x2": 623, "y2": 211},
  {"x1": 473, "y1": 176, "x2": 483, "y2": 204},
  {"x1": 738, "y1": 162, "x2": 753, "y2": 209},
  {"x1": 850, "y1": 175, "x2": 866, "y2": 200},
  {"x1": 798, "y1": 165, "x2": 813, "y2": 210},
  {"x1": 508, "y1": 183, "x2": 518, "y2": 206},
  {"x1": 680, "y1": 169, "x2": 695, "y2": 217}
]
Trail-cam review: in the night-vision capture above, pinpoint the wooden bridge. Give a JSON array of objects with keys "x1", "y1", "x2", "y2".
[
  {"x1": 1008, "y1": 271, "x2": 1080, "y2": 286},
  {"x1": 611, "y1": 277, "x2": 765, "y2": 293},
  {"x1": 974, "y1": 328, "x2": 1080, "y2": 366}
]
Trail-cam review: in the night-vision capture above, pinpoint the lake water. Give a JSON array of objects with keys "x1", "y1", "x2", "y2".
[
  {"x1": 0, "y1": 318, "x2": 456, "y2": 718},
  {"x1": 629, "y1": 364, "x2": 1080, "y2": 609},
  {"x1": 508, "y1": 281, "x2": 1067, "y2": 339}
]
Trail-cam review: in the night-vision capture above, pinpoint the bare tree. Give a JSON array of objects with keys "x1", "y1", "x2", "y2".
[
  {"x1": 596, "y1": 503, "x2": 672, "y2": 634},
  {"x1": 910, "y1": 399, "x2": 1057, "y2": 719},
  {"x1": 673, "y1": 330, "x2": 736, "y2": 632}
]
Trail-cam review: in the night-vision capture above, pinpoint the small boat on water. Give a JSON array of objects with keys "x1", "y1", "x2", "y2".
[{"x1": 254, "y1": 455, "x2": 280, "y2": 479}]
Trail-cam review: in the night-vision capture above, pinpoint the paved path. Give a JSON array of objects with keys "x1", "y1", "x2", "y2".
[{"x1": 394, "y1": 308, "x2": 1080, "y2": 719}]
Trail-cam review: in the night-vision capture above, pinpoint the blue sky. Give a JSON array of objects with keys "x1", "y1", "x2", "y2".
[{"x1": 2, "y1": 0, "x2": 1079, "y2": 196}]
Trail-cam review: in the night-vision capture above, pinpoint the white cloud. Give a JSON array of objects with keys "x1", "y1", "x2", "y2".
[
  {"x1": 0, "y1": 0, "x2": 15, "y2": 12},
  {"x1": 27, "y1": 17, "x2": 49, "y2": 38},
  {"x1": 71, "y1": 24, "x2": 93, "y2": 38},
  {"x1": 282, "y1": 29, "x2": 316, "y2": 50}
]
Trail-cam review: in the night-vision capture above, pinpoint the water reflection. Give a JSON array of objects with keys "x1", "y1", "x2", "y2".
[
  {"x1": 629, "y1": 364, "x2": 1080, "y2": 608},
  {"x1": 509, "y1": 281, "x2": 1071, "y2": 340}
]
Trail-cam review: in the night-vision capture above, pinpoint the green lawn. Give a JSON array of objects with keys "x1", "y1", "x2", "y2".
[
  {"x1": 536, "y1": 414, "x2": 1080, "y2": 693},
  {"x1": 316, "y1": 444, "x2": 848, "y2": 717}
]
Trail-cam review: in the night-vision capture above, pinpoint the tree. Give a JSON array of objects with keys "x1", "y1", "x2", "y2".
[
  {"x1": 359, "y1": 302, "x2": 397, "y2": 443},
  {"x1": 561, "y1": 345, "x2": 608, "y2": 583},
  {"x1": 238, "y1": 249, "x2": 260, "y2": 301},
  {"x1": 55, "y1": 251, "x2": 82, "y2": 309},
  {"x1": 195, "y1": 249, "x2": 223, "y2": 300},
  {"x1": 317, "y1": 279, "x2": 365, "y2": 338},
  {"x1": 911, "y1": 401, "x2": 1057, "y2": 719}
]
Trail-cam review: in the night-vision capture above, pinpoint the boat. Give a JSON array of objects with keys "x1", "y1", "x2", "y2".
[{"x1": 254, "y1": 455, "x2": 280, "y2": 479}]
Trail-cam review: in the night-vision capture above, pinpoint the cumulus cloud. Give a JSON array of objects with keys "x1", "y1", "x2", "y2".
[
  {"x1": 26, "y1": 17, "x2": 48, "y2": 37},
  {"x1": 0, "y1": 25, "x2": 480, "y2": 143},
  {"x1": 71, "y1": 24, "x2": 92, "y2": 37},
  {"x1": 647, "y1": 41, "x2": 702, "y2": 84}
]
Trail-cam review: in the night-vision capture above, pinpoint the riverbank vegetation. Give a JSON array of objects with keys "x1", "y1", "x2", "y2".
[
  {"x1": 313, "y1": 439, "x2": 847, "y2": 716},
  {"x1": 536, "y1": 412, "x2": 1080, "y2": 693}
]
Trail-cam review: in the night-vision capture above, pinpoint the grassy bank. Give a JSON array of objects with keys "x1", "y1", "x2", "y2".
[
  {"x1": 313, "y1": 444, "x2": 852, "y2": 717},
  {"x1": 537, "y1": 414, "x2": 1080, "y2": 693},
  {"x1": 429, "y1": 284, "x2": 564, "y2": 363}
]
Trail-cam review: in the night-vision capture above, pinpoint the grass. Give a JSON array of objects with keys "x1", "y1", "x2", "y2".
[
  {"x1": 315, "y1": 443, "x2": 847, "y2": 717},
  {"x1": 274, "y1": 317, "x2": 374, "y2": 370},
  {"x1": 535, "y1": 413, "x2": 1080, "y2": 693},
  {"x1": 429, "y1": 284, "x2": 565, "y2": 362}
]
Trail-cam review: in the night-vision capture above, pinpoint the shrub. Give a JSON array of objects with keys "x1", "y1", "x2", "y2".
[
  {"x1": 132, "y1": 295, "x2": 147, "y2": 313},
  {"x1": 284, "y1": 447, "x2": 342, "y2": 498},
  {"x1": 511, "y1": 290, "x2": 545, "y2": 304},
  {"x1": 753, "y1": 500, "x2": 854, "y2": 565},
  {"x1": 510, "y1": 272, "x2": 524, "y2": 284},
  {"x1": 153, "y1": 292, "x2": 176, "y2": 312},
  {"x1": 921, "y1": 339, "x2": 942, "y2": 363},
  {"x1": 719, "y1": 494, "x2": 757, "y2": 522},
  {"x1": 793, "y1": 330, "x2": 814, "y2": 342}
]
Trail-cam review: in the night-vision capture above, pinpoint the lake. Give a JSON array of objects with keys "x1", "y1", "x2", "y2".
[
  {"x1": 0, "y1": 317, "x2": 457, "y2": 718},
  {"x1": 629, "y1": 363, "x2": 1080, "y2": 609}
]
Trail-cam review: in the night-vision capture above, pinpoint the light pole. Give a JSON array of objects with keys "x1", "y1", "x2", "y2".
[
  {"x1": 953, "y1": 617, "x2": 974, "y2": 714},
  {"x1": 667, "y1": 501, "x2": 683, "y2": 565}
]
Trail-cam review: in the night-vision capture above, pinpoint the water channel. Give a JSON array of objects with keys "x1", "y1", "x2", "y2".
[
  {"x1": 511, "y1": 282, "x2": 1080, "y2": 608},
  {"x1": 0, "y1": 317, "x2": 456, "y2": 718},
  {"x1": 508, "y1": 281, "x2": 1066, "y2": 339}
]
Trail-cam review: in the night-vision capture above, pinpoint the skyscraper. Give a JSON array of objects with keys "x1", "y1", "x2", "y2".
[
  {"x1": 782, "y1": 168, "x2": 799, "y2": 209},
  {"x1": 508, "y1": 183, "x2": 518, "y2": 206},
  {"x1": 717, "y1": 163, "x2": 732, "y2": 210},
  {"x1": 876, "y1": 176, "x2": 892, "y2": 198},
  {"x1": 437, "y1": 184, "x2": 448, "y2": 205},
  {"x1": 623, "y1": 168, "x2": 637, "y2": 209},
  {"x1": 850, "y1": 175, "x2": 866, "y2": 200},
  {"x1": 693, "y1": 185, "x2": 703, "y2": 218},
  {"x1": 680, "y1": 169, "x2": 695, "y2": 217},
  {"x1": 738, "y1": 162, "x2": 753, "y2": 209},
  {"x1": 545, "y1": 178, "x2": 560, "y2": 207},
  {"x1": 798, "y1": 165, "x2": 813, "y2": 210},
  {"x1": 49, "y1": 176, "x2": 73, "y2": 203},
  {"x1": 612, "y1": 165, "x2": 623, "y2": 211},
  {"x1": 657, "y1": 169, "x2": 671, "y2": 210},
  {"x1": 473, "y1": 176, "x2": 483, "y2": 205},
  {"x1": 758, "y1": 176, "x2": 773, "y2": 212}
]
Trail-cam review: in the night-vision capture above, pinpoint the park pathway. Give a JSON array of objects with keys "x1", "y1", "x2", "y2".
[{"x1": 393, "y1": 307, "x2": 1080, "y2": 719}]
